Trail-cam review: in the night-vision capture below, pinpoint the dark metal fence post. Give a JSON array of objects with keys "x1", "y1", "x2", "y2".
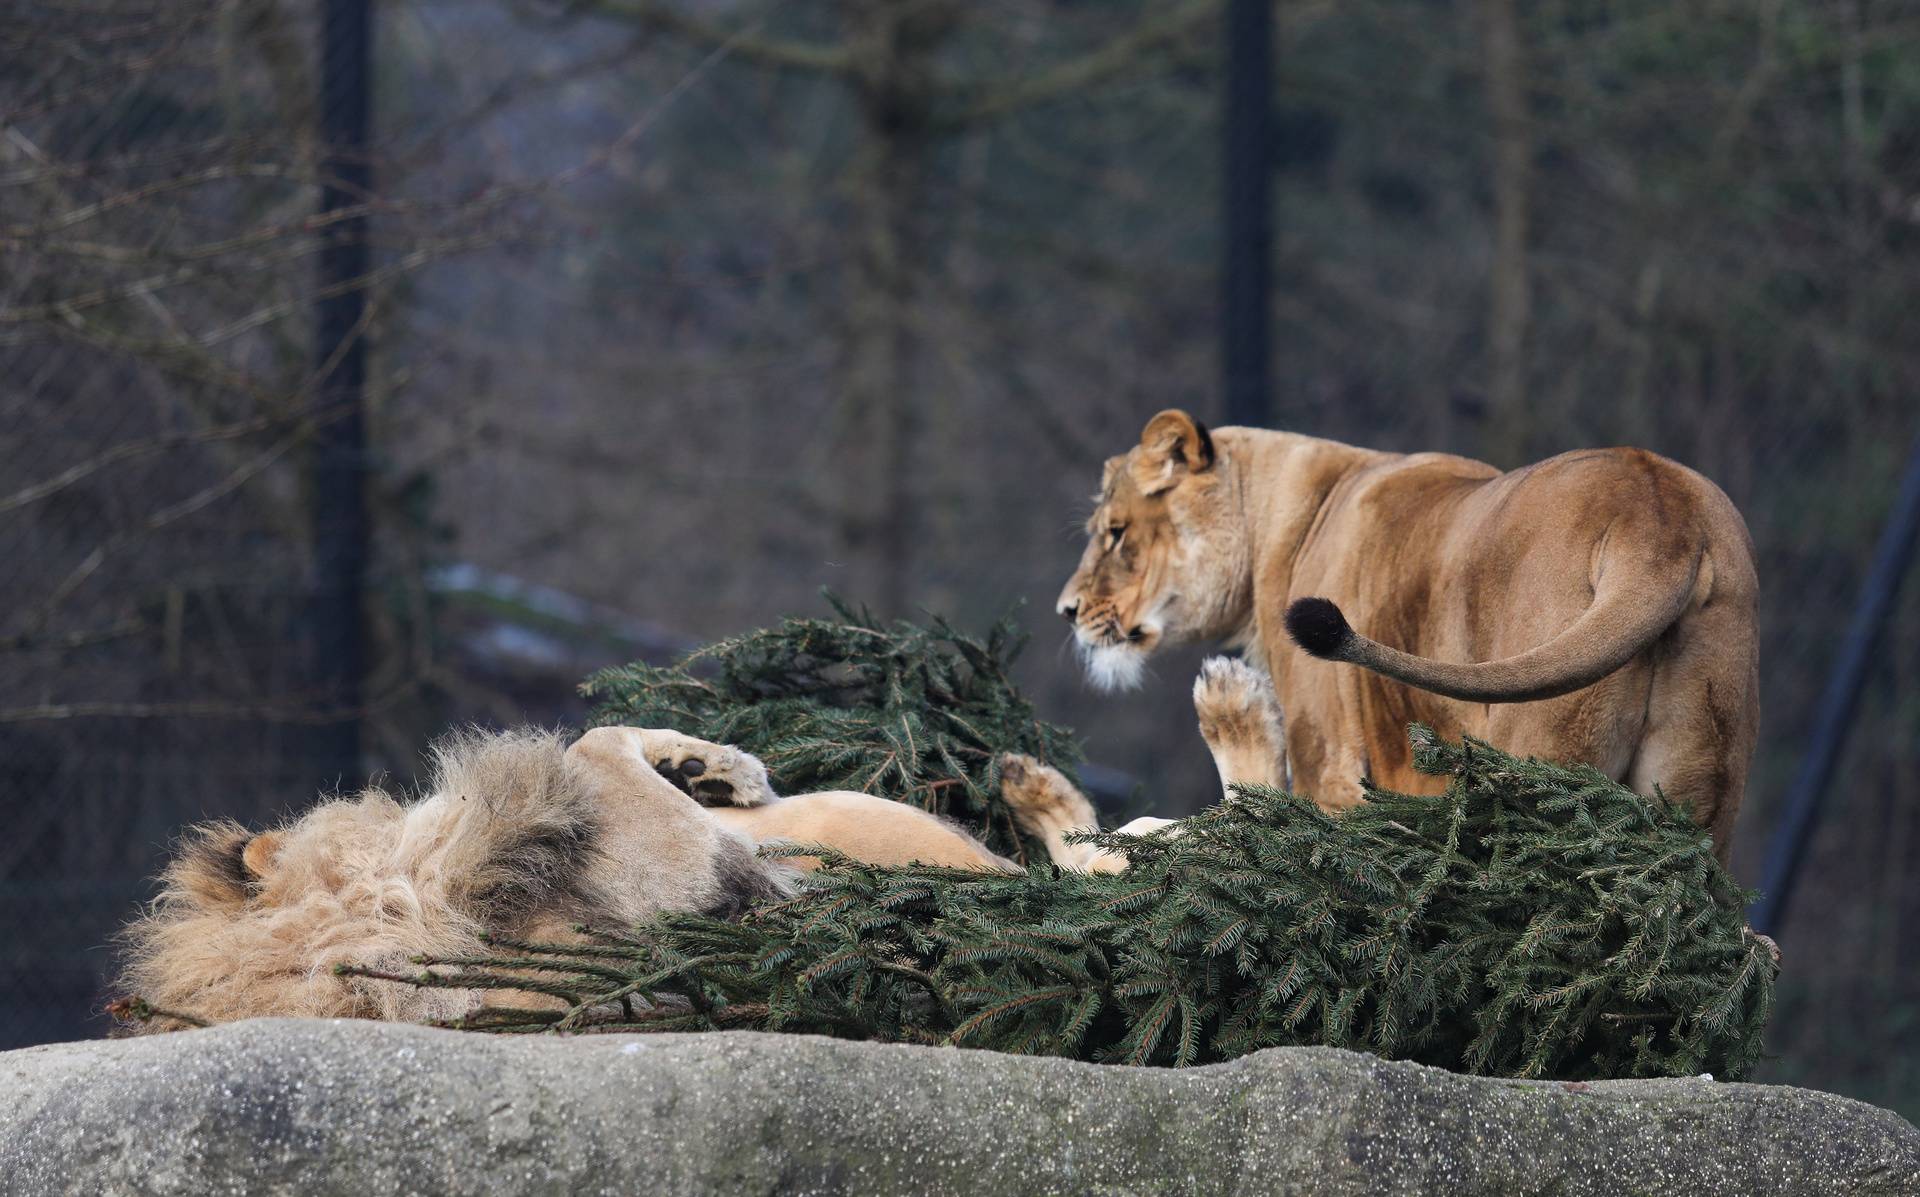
[
  {"x1": 1750, "y1": 435, "x2": 1920, "y2": 938},
  {"x1": 311, "y1": 0, "x2": 373, "y2": 782},
  {"x1": 1222, "y1": 0, "x2": 1274, "y2": 429}
]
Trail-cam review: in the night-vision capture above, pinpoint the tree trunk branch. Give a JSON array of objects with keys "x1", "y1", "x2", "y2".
[{"x1": 1479, "y1": 0, "x2": 1532, "y2": 463}]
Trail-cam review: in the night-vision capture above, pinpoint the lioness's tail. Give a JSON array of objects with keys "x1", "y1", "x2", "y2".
[{"x1": 1284, "y1": 551, "x2": 1702, "y2": 704}]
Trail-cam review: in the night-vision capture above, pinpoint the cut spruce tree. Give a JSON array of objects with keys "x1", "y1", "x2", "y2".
[
  {"x1": 379, "y1": 599, "x2": 1775, "y2": 1081},
  {"x1": 579, "y1": 595, "x2": 1080, "y2": 862}
]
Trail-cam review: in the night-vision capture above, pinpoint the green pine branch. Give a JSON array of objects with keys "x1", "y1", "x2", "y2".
[
  {"x1": 409, "y1": 602, "x2": 1774, "y2": 1082},
  {"x1": 580, "y1": 593, "x2": 1081, "y2": 862}
]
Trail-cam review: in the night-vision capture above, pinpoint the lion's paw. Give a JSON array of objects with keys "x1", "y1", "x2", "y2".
[
  {"x1": 635, "y1": 729, "x2": 778, "y2": 808},
  {"x1": 1192, "y1": 656, "x2": 1283, "y2": 750},
  {"x1": 997, "y1": 753, "x2": 1079, "y2": 816}
]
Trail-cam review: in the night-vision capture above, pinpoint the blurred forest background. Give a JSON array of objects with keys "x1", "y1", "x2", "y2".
[{"x1": 4, "y1": 0, "x2": 1919, "y2": 1115}]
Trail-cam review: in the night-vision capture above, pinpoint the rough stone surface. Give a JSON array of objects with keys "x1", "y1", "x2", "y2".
[{"x1": 1, "y1": 1020, "x2": 1916, "y2": 1196}]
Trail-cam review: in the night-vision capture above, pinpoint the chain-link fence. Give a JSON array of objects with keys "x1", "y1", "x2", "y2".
[
  {"x1": 0, "y1": 0, "x2": 593, "y2": 1047},
  {"x1": 4, "y1": 0, "x2": 1919, "y2": 1121},
  {"x1": 6, "y1": 2, "x2": 326, "y2": 1046}
]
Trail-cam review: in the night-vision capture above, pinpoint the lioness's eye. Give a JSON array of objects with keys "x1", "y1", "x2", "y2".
[{"x1": 1106, "y1": 525, "x2": 1126, "y2": 550}]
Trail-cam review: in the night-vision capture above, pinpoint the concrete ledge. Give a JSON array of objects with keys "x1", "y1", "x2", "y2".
[{"x1": 2, "y1": 1019, "x2": 1915, "y2": 1195}]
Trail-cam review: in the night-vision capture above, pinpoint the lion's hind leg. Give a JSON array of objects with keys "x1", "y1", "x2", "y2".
[{"x1": 998, "y1": 754, "x2": 1135, "y2": 874}]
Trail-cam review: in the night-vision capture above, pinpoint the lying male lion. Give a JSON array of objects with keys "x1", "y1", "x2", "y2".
[
  {"x1": 1056, "y1": 409, "x2": 1759, "y2": 862},
  {"x1": 116, "y1": 674, "x2": 1273, "y2": 1028}
]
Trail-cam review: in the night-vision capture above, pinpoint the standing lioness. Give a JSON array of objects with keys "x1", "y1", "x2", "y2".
[{"x1": 1056, "y1": 409, "x2": 1759, "y2": 862}]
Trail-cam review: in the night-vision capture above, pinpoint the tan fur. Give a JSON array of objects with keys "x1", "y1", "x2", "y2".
[
  {"x1": 119, "y1": 665, "x2": 1292, "y2": 1029},
  {"x1": 1057, "y1": 410, "x2": 1760, "y2": 862},
  {"x1": 118, "y1": 728, "x2": 792, "y2": 1029},
  {"x1": 986, "y1": 664, "x2": 1283, "y2": 874},
  {"x1": 710, "y1": 794, "x2": 1016, "y2": 872},
  {"x1": 630, "y1": 727, "x2": 1083, "y2": 873},
  {"x1": 116, "y1": 725, "x2": 1121, "y2": 1028},
  {"x1": 1191, "y1": 656, "x2": 1287, "y2": 796},
  {"x1": 997, "y1": 755, "x2": 1111, "y2": 873}
]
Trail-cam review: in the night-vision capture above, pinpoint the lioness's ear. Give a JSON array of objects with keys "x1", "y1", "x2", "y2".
[
  {"x1": 1132, "y1": 409, "x2": 1215, "y2": 495},
  {"x1": 241, "y1": 830, "x2": 283, "y2": 880}
]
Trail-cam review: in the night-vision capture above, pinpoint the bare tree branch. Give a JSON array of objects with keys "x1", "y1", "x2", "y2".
[
  {"x1": 943, "y1": 0, "x2": 1222, "y2": 129},
  {"x1": 0, "y1": 615, "x2": 147, "y2": 656},
  {"x1": 0, "y1": 405, "x2": 345, "y2": 516},
  {"x1": 568, "y1": 1, "x2": 851, "y2": 75},
  {"x1": 0, "y1": 683, "x2": 423, "y2": 726},
  {"x1": 0, "y1": 162, "x2": 311, "y2": 239},
  {"x1": 1479, "y1": 0, "x2": 1533, "y2": 462},
  {"x1": 10, "y1": 424, "x2": 318, "y2": 643}
]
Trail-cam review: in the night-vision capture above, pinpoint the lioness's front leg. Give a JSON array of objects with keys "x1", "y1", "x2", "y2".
[
  {"x1": 1192, "y1": 656, "x2": 1287, "y2": 797},
  {"x1": 630, "y1": 728, "x2": 780, "y2": 808}
]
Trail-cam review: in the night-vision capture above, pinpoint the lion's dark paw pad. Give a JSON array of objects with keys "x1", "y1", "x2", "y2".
[
  {"x1": 690, "y1": 778, "x2": 736, "y2": 806},
  {"x1": 653, "y1": 760, "x2": 694, "y2": 795}
]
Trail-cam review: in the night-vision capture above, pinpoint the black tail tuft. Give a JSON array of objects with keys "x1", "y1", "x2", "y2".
[{"x1": 1285, "y1": 597, "x2": 1353, "y2": 659}]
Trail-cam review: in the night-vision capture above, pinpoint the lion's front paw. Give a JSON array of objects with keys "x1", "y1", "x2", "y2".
[
  {"x1": 1192, "y1": 656, "x2": 1283, "y2": 749},
  {"x1": 635, "y1": 729, "x2": 778, "y2": 808}
]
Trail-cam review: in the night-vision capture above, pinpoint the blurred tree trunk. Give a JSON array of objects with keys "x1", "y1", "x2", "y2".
[
  {"x1": 1479, "y1": 0, "x2": 1531, "y2": 465},
  {"x1": 1840, "y1": 0, "x2": 1869, "y2": 427},
  {"x1": 834, "y1": 2, "x2": 953, "y2": 617},
  {"x1": 575, "y1": 0, "x2": 1217, "y2": 615}
]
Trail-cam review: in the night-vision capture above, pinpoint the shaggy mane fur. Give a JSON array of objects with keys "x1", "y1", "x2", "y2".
[{"x1": 117, "y1": 728, "x2": 790, "y2": 1028}]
